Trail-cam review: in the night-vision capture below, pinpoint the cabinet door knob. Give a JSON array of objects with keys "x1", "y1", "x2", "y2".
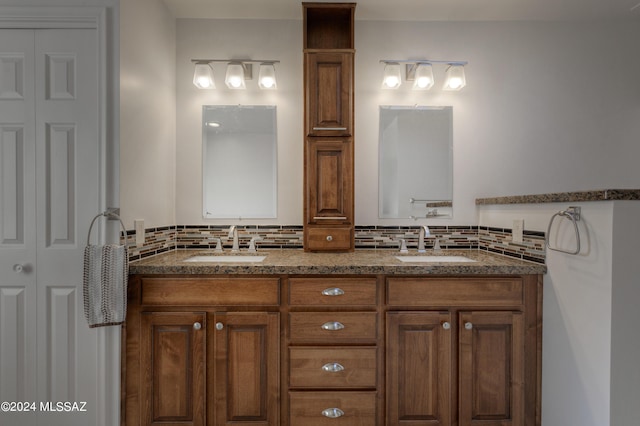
[
  {"x1": 193, "y1": 322, "x2": 202, "y2": 330},
  {"x1": 442, "y1": 322, "x2": 451, "y2": 330},
  {"x1": 13, "y1": 264, "x2": 25, "y2": 273},
  {"x1": 321, "y1": 321, "x2": 345, "y2": 331},
  {"x1": 322, "y1": 362, "x2": 345, "y2": 373},
  {"x1": 216, "y1": 322, "x2": 224, "y2": 331},
  {"x1": 322, "y1": 287, "x2": 345, "y2": 296},
  {"x1": 326, "y1": 235, "x2": 333, "y2": 242},
  {"x1": 321, "y1": 408, "x2": 344, "y2": 418},
  {"x1": 465, "y1": 322, "x2": 473, "y2": 330}
]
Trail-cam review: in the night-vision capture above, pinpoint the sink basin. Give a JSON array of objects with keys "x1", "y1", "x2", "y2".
[
  {"x1": 395, "y1": 255, "x2": 476, "y2": 263},
  {"x1": 185, "y1": 255, "x2": 266, "y2": 263}
]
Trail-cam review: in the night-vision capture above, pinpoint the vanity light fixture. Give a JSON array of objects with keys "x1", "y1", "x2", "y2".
[
  {"x1": 380, "y1": 59, "x2": 468, "y2": 91},
  {"x1": 225, "y1": 62, "x2": 246, "y2": 89},
  {"x1": 381, "y1": 62, "x2": 402, "y2": 89},
  {"x1": 258, "y1": 63, "x2": 277, "y2": 90},
  {"x1": 192, "y1": 61, "x2": 215, "y2": 89},
  {"x1": 442, "y1": 64, "x2": 466, "y2": 91},
  {"x1": 191, "y1": 59, "x2": 280, "y2": 90}
]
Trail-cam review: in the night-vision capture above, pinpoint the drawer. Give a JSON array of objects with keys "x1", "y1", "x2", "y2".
[
  {"x1": 306, "y1": 227, "x2": 353, "y2": 251},
  {"x1": 289, "y1": 347, "x2": 377, "y2": 388},
  {"x1": 289, "y1": 277, "x2": 377, "y2": 306},
  {"x1": 289, "y1": 312, "x2": 377, "y2": 344},
  {"x1": 289, "y1": 391, "x2": 376, "y2": 426},
  {"x1": 140, "y1": 277, "x2": 280, "y2": 306},
  {"x1": 387, "y1": 277, "x2": 523, "y2": 307}
]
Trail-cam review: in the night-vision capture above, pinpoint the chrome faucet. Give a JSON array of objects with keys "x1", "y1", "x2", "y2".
[
  {"x1": 418, "y1": 225, "x2": 431, "y2": 253},
  {"x1": 228, "y1": 225, "x2": 240, "y2": 252}
]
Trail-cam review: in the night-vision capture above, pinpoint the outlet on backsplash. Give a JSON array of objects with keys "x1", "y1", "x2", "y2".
[
  {"x1": 135, "y1": 219, "x2": 145, "y2": 247},
  {"x1": 512, "y1": 219, "x2": 524, "y2": 243}
]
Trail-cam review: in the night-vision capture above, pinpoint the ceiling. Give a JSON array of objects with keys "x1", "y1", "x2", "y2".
[{"x1": 163, "y1": 0, "x2": 640, "y2": 21}]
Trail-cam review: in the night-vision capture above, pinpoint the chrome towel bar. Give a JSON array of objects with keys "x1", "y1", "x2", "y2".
[{"x1": 546, "y1": 206, "x2": 581, "y2": 255}]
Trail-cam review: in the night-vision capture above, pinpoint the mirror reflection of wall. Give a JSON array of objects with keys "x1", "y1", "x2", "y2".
[
  {"x1": 379, "y1": 106, "x2": 453, "y2": 219},
  {"x1": 202, "y1": 105, "x2": 277, "y2": 219}
]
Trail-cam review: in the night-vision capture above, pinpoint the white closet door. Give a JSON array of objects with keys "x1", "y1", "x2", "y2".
[
  {"x1": 0, "y1": 28, "x2": 100, "y2": 426},
  {"x1": 34, "y1": 29, "x2": 99, "y2": 426},
  {"x1": 0, "y1": 29, "x2": 38, "y2": 418}
]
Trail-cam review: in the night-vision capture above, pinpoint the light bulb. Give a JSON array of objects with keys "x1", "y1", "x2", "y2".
[
  {"x1": 382, "y1": 63, "x2": 402, "y2": 89},
  {"x1": 258, "y1": 63, "x2": 277, "y2": 90}
]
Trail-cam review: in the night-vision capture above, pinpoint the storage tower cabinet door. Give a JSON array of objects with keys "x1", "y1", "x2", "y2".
[
  {"x1": 458, "y1": 311, "x2": 525, "y2": 426},
  {"x1": 386, "y1": 312, "x2": 452, "y2": 426},
  {"x1": 305, "y1": 52, "x2": 353, "y2": 137},
  {"x1": 140, "y1": 312, "x2": 206, "y2": 426}
]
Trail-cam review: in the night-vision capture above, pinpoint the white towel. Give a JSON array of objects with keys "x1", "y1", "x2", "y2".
[{"x1": 83, "y1": 243, "x2": 128, "y2": 328}]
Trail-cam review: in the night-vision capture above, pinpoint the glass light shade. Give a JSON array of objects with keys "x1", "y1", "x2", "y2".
[
  {"x1": 412, "y1": 63, "x2": 434, "y2": 90},
  {"x1": 193, "y1": 62, "x2": 215, "y2": 89},
  {"x1": 443, "y1": 64, "x2": 466, "y2": 91},
  {"x1": 225, "y1": 63, "x2": 246, "y2": 89},
  {"x1": 382, "y1": 63, "x2": 402, "y2": 89},
  {"x1": 258, "y1": 63, "x2": 277, "y2": 90}
]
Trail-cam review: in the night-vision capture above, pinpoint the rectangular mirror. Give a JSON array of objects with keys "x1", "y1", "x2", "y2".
[
  {"x1": 202, "y1": 105, "x2": 277, "y2": 219},
  {"x1": 379, "y1": 106, "x2": 453, "y2": 219}
]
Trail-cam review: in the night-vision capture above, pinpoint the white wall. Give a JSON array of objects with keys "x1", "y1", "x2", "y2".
[
  {"x1": 120, "y1": 0, "x2": 176, "y2": 229},
  {"x1": 170, "y1": 19, "x2": 640, "y2": 226}
]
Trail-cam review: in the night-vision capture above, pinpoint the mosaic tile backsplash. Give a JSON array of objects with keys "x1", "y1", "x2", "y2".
[{"x1": 124, "y1": 224, "x2": 546, "y2": 264}]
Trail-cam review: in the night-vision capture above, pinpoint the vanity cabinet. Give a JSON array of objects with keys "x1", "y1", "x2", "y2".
[
  {"x1": 125, "y1": 276, "x2": 280, "y2": 426},
  {"x1": 287, "y1": 276, "x2": 381, "y2": 425},
  {"x1": 386, "y1": 277, "x2": 539, "y2": 426},
  {"x1": 303, "y1": 3, "x2": 356, "y2": 251},
  {"x1": 124, "y1": 271, "x2": 542, "y2": 426}
]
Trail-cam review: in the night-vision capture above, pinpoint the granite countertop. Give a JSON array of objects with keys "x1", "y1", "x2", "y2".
[
  {"x1": 129, "y1": 249, "x2": 546, "y2": 275},
  {"x1": 476, "y1": 188, "x2": 640, "y2": 205}
]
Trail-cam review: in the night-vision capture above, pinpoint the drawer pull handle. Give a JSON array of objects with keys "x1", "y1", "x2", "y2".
[
  {"x1": 322, "y1": 362, "x2": 345, "y2": 373},
  {"x1": 313, "y1": 127, "x2": 348, "y2": 131},
  {"x1": 322, "y1": 287, "x2": 345, "y2": 296},
  {"x1": 313, "y1": 216, "x2": 347, "y2": 220},
  {"x1": 321, "y1": 408, "x2": 345, "y2": 418},
  {"x1": 321, "y1": 321, "x2": 345, "y2": 331}
]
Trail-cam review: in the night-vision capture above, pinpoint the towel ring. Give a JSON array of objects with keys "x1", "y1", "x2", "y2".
[
  {"x1": 87, "y1": 210, "x2": 127, "y2": 246},
  {"x1": 545, "y1": 206, "x2": 581, "y2": 255}
]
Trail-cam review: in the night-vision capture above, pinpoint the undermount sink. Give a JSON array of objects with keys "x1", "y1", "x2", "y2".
[
  {"x1": 185, "y1": 255, "x2": 266, "y2": 263},
  {"x1": 395, "y1": 255, "x2": 476, "y2": 263}
]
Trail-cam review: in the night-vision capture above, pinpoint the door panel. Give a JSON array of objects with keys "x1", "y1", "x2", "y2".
[
  {"x1": 0, "y1": 28, "x2": 101, "y2": 426},
  {"x1": 141, "y1": 312, "x2": 206, "y2": 426},
  {"x1": 0, "y1": 29, "x2": 37, "y2": 407},
  {"x1": 213, "y1": 312, "x2": 279, "y2": 426},
  {"x1": 386, "y1": 311, "x2": 451, "y2": 426},
  {"x1": 458, "y1": 311, "x2": 524, "y2": 426}
]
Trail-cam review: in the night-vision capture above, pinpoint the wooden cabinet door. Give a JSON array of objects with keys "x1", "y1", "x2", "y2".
[
  {"x1": 305, "y1": 138, "x2": 353, "y2": 224},
  {"x1": 386, "y1": 312, "x2": 452, "y2": 426},
  {"x1": 140, "y1": 312, "x2": 206, "y2": 426},
  {"x1": 305, "y1": 52, "x2": 353, "y2": 136},
  {"x1": 213, "y1": 312, "x2": 280, "y2": 426},
  {"x1": 458, "y1": 311, "x2": 525, "y2": 426}
]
